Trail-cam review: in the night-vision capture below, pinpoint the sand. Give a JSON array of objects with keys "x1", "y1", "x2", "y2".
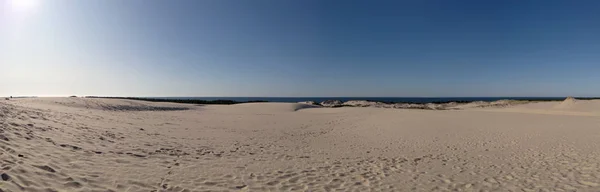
[{"x1": 1, "y1": 97, "x2": 600, "y2": 191}]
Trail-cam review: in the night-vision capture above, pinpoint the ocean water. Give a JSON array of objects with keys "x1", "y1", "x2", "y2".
[{"x1": 151, "y1": 97, "x2": 568, "y2": 104}]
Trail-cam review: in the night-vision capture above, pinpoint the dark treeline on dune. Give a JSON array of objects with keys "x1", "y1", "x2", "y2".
[
  {"x1": 434, "y1": 97, "x2": 600, "y2": 104},
  {"x1": 371, "y1": 98, "x2": 597, "y2": 104},
  {"x1": 573, "y1": 97, "x2": 600, "y2": 100},
  {"x1": 81, "y1": 96, "x2": 600, "y2": 105},
  {"x1": 84, "y1": 97, "x2": 268, "y2": 105}
]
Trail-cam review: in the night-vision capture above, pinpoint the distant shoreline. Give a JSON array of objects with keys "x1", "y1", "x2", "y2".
[
  {"x1": 82, "y1": 96, "x2": 600, "y2": 105},
  {"x1": 84, "y1": 96, "x2": 268, "y2": 105}
]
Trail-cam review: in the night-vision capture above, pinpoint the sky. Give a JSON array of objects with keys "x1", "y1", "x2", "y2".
[{"x1": 1, "y1": 0, "x2": 599, "y2": 97}]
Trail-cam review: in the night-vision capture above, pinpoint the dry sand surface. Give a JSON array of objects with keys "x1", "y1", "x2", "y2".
[{"x1": 1, "y1": 98, "x2": 600, "y2": 192}]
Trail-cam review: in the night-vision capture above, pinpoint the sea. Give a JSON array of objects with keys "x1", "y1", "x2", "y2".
[{"x1": 150, "y1": 97, "x2": 568, "y2": 104}]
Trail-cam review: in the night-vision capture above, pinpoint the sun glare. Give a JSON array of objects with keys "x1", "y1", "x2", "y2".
[{"x1": 8, "y1": 0, "x2": 39, "y2": 12}]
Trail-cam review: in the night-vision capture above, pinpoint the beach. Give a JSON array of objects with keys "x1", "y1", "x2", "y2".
[{"x1": 1, "y1": 97, "x2": 600, "y2": 191}]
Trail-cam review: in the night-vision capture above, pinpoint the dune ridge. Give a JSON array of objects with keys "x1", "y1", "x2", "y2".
[
  {"x1": 555, "y1": 96, "x2": 578, "y2": 109},
  {"x1": 298, "y1": 99, "x2": 532, "y2": 110}
]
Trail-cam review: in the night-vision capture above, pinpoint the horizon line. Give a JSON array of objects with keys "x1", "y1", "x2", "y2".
[{"x1": 6, "y1": 95, "x2": 599, "y2": 98}]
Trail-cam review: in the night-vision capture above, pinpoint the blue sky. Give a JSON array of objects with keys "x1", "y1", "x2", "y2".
[{"x1": 1, "y1": 0, "x2": 599, "y2": 97}]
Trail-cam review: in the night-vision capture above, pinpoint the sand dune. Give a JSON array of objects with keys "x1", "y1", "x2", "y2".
[
  {"x1": 473, "y1": 98, "x2": 600, "y2": 116},
  {"x1": 11, "y1": 97, "x2": 193, "y2": 111},
  {"x1": 1, "y1": 98, "x2": 600, "y2": 191},
  {"x1": 554, "y1": 97, "x2": 579, "y2": 109},
  {"x1": 226, "y1": 102, "x2": 321, "y2": 113},
  {"x1": 552, "y1": 97, "x2": 600, "y2": 113}
]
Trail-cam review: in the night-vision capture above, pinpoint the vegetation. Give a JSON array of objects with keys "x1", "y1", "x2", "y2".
[
  {"x1": 80, "y1": 96, "x2": 600, "y2": 106},
  {"x1": 84, "y1": 96, "x2": 268, "y2": 105},
  {"x1": 574, "y1": 97, "x2": 600, "y2": 100},
  {"x1": 330, "y1": 104, "x2": 354, "y2": 108},
  {"x1": 371, "y1": 97, "x2": 600, "y2": 104}
]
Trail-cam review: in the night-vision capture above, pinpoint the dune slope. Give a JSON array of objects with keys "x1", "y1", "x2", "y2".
[{"x1": 1, "y1": 98, "x2": 600, "y2": 191}]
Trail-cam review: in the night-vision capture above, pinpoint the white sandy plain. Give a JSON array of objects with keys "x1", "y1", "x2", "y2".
[{"x1": 1, "y1": 97, "x2": 600, "y2": 192}]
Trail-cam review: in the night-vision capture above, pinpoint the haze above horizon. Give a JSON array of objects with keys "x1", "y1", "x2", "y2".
[{"x1": 2, "y1": 0, "x2": 599, "y2": 97}]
